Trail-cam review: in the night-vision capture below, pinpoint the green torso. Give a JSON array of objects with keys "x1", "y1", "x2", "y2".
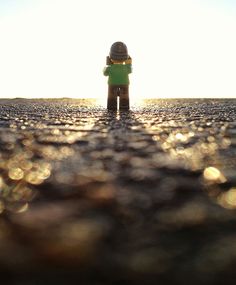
[{"x1": 103, "y1": 64, "x2": 132, "y2": 85}]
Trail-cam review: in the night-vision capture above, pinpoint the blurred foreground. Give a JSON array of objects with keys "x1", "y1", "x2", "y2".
[{"x1": 0, "y1": 98, "x2": 236, "y2": 284}]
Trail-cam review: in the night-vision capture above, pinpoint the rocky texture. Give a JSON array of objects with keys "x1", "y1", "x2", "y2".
[{"x1": 0, "y1": 98, "x2": 235, "y2": 284}]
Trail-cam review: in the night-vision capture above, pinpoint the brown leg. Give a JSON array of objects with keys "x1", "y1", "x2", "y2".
[
  {"x1": 107, "y1": 86, "x2": 118, "y2": 110},
  {"x1": 119, "y1": 85, "x2": 129, "y2": 110}
]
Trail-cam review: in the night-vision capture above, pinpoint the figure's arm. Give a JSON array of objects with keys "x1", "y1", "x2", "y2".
[
  {"x1": 127, "y1": 64, "x2": 132, "y2": 74},
  {"x1": 103, "y1": 56, "x2": 112, "y2": 76},
  {"x1": 103, "y1": 66, "x2": 110, "y2": 76},
  {"x1": 124, "y1": 56, "x2": 132, "y2": 74}
]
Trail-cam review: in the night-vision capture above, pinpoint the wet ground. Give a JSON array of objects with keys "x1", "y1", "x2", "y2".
[{"x1": 0, "y1": 98, "x2": 236, "y2": 284}]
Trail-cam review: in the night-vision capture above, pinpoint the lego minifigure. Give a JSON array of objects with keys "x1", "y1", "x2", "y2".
[{"x1": 103, "y1": 42, "x2": 132, "y2": 110}]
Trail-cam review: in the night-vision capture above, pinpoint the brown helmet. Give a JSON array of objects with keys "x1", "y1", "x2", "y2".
[{"x1": 109, "y1": 42, "x2": 128, "y2": 61}]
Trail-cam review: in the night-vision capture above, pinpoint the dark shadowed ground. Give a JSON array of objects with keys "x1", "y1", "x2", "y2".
[{"x1": 0, "y1": 98, "x2": 236, "y2": 285}]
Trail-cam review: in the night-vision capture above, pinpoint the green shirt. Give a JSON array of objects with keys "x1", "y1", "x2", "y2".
[{"x1": 103, "y1": 64, "x2": 132, "y2": 85}]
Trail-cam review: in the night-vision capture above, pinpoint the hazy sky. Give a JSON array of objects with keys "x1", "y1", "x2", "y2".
[{"x1": 0, "y1": 0, "x2": 236, "y2": 99}]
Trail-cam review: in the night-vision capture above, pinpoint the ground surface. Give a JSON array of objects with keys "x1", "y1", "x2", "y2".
[{"x1": 0, "y1": 98, "x2": 236, "y2": 284}]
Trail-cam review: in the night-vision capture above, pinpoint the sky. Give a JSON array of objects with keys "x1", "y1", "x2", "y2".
[{"x1": 0, "y1": 0, "x2": 236, "y2": 99}]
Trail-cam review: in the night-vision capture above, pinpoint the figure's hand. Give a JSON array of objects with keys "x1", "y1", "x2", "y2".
[
  {"x1": 125, "y1": 56, "x2": 132, "y2": 64},
  {"x1": 106, "y1": 56, "x2": 112, "y2": 65}
]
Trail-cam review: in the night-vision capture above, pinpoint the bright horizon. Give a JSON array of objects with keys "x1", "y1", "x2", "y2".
[{"x1": 0, "y1": 0, "x2": 236, "y2": 99}]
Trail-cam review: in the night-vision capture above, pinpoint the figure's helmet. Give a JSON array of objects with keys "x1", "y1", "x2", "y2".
[{"x1": 110, "y1": 42, "x2": 128, "y2": 61}]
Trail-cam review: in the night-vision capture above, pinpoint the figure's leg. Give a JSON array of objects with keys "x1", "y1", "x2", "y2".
[
  {"x1": 119, "y1": 85, "x2": 129, "y2": 110},
  {"x1": 107, "y1": 86, "x2": 117, "y2": 110}
]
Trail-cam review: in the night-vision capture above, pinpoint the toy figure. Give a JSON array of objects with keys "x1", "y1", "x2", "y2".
[{"x1": 103, "y1": 42, "x2": 132, "y2": 110}]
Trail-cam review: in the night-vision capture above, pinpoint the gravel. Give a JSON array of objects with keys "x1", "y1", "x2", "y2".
[{"x1": 0, "y1": 98, "x2": 236, "y2": 284}]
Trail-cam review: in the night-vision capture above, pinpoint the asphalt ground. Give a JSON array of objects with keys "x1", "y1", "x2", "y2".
[{"x1": 0, "y1": 98, "x2": 236, "y2": 284}]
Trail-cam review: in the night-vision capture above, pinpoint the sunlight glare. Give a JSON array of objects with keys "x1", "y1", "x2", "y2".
[{"x1": 0, "y1": 0, "x2": 235, "y2": 99}]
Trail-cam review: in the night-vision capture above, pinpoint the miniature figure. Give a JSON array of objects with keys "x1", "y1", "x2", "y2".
[{"x1": 103, "y1": 42, "x2": 132, "y2": 110}]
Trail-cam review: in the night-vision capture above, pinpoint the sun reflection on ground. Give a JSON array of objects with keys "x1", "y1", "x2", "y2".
[{"x1": 0, "y1": 98, "x2": 235, "y2": 283}]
